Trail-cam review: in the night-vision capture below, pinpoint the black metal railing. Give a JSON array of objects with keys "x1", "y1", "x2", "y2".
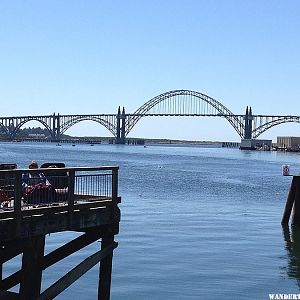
[{"x1": 0, "y1": 166, "x2": 119, "y2": 216}]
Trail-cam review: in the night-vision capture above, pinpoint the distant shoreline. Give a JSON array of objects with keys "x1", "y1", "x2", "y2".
[
  {"x1": 143, "y1": 138, "x2": 223, "y2": 146},
  {"x1": 0, "y1": 136, "x2": 239, "y2": 146}
]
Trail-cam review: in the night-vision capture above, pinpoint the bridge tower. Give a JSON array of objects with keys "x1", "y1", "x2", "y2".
[
  {"x1": 120, "y1": 107, "x2": 126, "y2": 144},
  {"x1": 8, "y1": 118, "x2": 15, "y2": 140},
  {"x1": 116, "y1": 107, "x2": 126, "y2": 144},
  {"x1": 52, "y1": 113, "x2": 61, "y2": 140},
  {"x1": 244, "y1": 106, "x2": 253, "y2": 139}
]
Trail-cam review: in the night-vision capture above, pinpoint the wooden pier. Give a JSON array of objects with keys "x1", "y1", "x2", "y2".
[{"x1": 0, "y1": 165, "x2": 121, "y2": 299}]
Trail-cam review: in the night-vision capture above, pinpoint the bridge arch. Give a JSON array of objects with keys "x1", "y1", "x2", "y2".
[
  {"x1": 11, "y1": 119, "x2": 53, "y2": 138},
  {"x1": 125, "y1": 90, "x2": 244, "y2": 137},
  {"x1": 60, "y1": 116, "x2": 117, "y2": 137},
  {"x1": 252, "y1": 117, "x2": 300, "y2": 138},
  {"x1": 0, "y1": 123, "x2": 9, "y2": 136}
]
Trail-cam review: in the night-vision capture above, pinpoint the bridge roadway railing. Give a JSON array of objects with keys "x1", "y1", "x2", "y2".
[{"x1": 0, "y1": 165, "x2": 120, "y2": 240}]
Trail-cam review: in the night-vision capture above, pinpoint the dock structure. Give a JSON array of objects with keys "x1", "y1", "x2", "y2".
[{"x1": 0, "y1": 165, "x2": 121, "y2": 300}]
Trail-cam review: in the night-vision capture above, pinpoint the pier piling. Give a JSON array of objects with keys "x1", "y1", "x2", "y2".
[{"x1": 282, "y1": 176, "x2": 300, "y2": 226}]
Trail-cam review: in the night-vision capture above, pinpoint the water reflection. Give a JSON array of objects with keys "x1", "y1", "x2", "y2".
[{"x1": 282, "y1": 225, "x2": 300, "y2": 286}]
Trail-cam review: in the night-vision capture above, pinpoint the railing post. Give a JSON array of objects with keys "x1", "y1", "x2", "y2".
[
  {"x1": 14, "y1": 170, "x2": 22, "y2": 236},
  {"x1": 68, "y1": 170, "x2": 75, "y2": 228},
  {"x1": 110, "y1": 167, "x2": 120, "y2": 230},
  {"x1": 111, "y1": 168, "x2": 118, "y2": 206}
]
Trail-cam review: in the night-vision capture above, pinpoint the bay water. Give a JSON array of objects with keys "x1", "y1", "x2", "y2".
[{"x1": 1, "y1": 142, "x2": 300, "y2": 299}]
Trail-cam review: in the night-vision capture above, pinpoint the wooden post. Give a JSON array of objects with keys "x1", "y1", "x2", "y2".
[
  {"x1": 98, "y1": 233, "x2": 114, "y2": 300},
  {"x1": 14, "y1": 171, "x2": 22, "y2": 236},
  {"x1": 292, "y1": 177, "x2": 300, "y2": 226},
  {"x1": 19, "y1": 235, "x2": 45, "y2": 299},
  {"x1": 68, "y1": 169, "x2": 75, "y2": 228},
  {"x1": 112, "y1": 168, "x2": 118, "y2": 205},
  {"x1": 282, "y1": 225, "x2": 291, "y2": 245},
  {"x1": 282, "y1": 176, "x2": 297, "y2": 225}
]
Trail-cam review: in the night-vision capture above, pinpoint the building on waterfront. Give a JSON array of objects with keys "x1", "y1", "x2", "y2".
[
  {"x1": 28, "y1": 133, "x2": 46, "y2": 139},
  {"x1": 240, "y1": 139, "x2": 272, "y2": 150},
  {"x1": 277, "y1": 136, "x2": 300, "y2": 151}
]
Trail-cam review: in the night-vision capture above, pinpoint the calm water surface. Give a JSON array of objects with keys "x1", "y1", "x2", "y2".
[{"x1": 1, "y1": 142, "x2": 300, "y2": 299}]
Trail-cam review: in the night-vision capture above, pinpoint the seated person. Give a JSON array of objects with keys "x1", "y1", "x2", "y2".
[
  {"x1": 22, "y1": 161, "x2": 49, "y2": 188},
  {"x1": 22, "y1": 161, "x2": 56, "y2": 205}
]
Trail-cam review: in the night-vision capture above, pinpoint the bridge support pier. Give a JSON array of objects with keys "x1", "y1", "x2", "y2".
[
  {"x1": 52, "y1": 113, "x2": 61, "y2": 141},
  {"x1": 240, "y1": 106, "x2": 255, "y2": 150},
  {"x1": 116, "y1": 107, "x2": 126, "y2": 144},
  {"x1": 243, "y1": 106, "x2": 253, "y2": 139}
]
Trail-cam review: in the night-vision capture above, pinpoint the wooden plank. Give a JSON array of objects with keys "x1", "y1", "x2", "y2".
[
  {"x1": 74, "y1": 200, "x2": 112, "y2": 210},
  {"x1": 21, "y1": 204, "x2": 69, "y2": 217},
  {"x1": 0, "y1": 211, "x2": 14, "y2": 220},
  {"x1": 0, "y1": 238, "x2": 25, "y2": 263},
  {"x1": 0, "y1": 204, "x2": 118, "y2": 241},
  {"x1": 37, "y1": 241, "x2": 118, "y2": 300},
  {"x1": 73, "y1": 194, "x2": 112, "y2": 201},
  {"x1": 42, "y1": 229, "x2": 103, "y2": 270},
  {"x1": 0, "y1": 290, "x2": 20, "y2": 300},
  {"x1": 5, "y1": 203, "x2": 112, "y2": 220},
  {"x1": 20, "y1": 199, "x2": 111, "y2": 218},
  {"x1": 0, "y1": 240, "x2": 24, "y2": 290},
  {"x1": 0, "y1": 270, "x2": 21, "y2": 290}
]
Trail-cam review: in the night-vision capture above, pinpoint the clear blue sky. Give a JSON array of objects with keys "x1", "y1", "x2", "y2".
[{"x1": 0, "y1": 0, "x2": 299, "y2": 141}]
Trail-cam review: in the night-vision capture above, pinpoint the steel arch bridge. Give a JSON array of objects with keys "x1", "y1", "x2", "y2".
[
  {"x1": 0, "y1": 115, "x2": 57, "y2": 139},
  {"x1": 59, "y1": 114, "x2": 117, "y2": 136},
  {"x1": 0, "y1": 114, "x2": 119, "y2": 139},
  {"x1": 0, "y1": 89, "x2": 299, "y2": 143},
  {"x1": 124, "y1": 90, "x2": 245, "y2": 137}
]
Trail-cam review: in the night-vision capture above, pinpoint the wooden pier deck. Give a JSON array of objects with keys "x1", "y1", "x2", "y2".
[{"x1": 0, "y1": 165, "x2": 120, "y2": 300}]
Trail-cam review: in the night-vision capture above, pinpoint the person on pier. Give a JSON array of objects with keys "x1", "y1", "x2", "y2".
[
  {"x1": 22, "y1": 160, "x2": 48, "y2": 188},
  {"x1": 22, "y1": 161, "x2": 56, "y2": 205}
]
